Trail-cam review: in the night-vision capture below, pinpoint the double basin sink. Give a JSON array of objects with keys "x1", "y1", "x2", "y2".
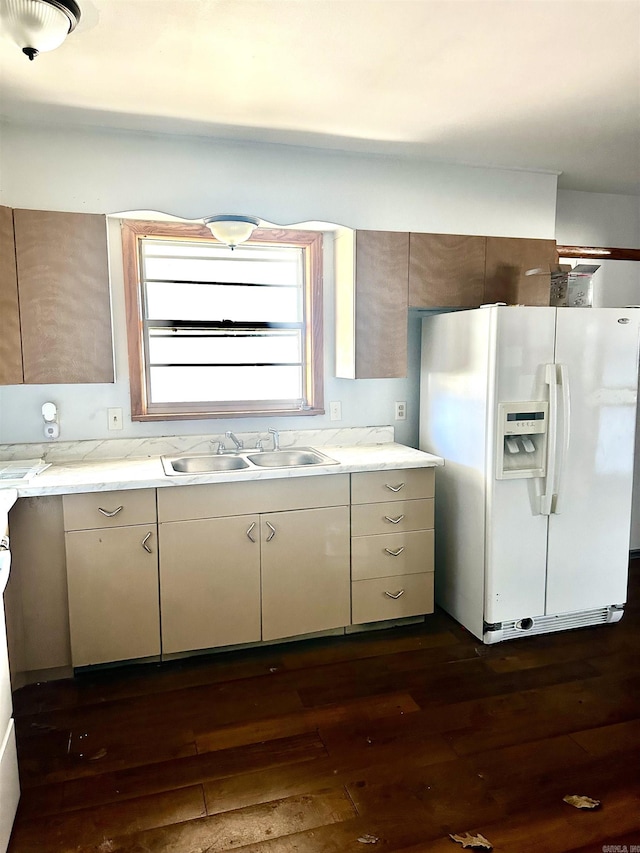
[{"x1": 161, "y1": 447, "x2": 338, "y2": 476}]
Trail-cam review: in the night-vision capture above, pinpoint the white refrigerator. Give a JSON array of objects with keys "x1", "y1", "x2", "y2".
[{"x1": 419, "y1": 306, "x2": 640, "y2": 643}]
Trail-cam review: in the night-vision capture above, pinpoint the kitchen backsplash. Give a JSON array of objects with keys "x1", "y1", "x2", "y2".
[{"x1": 0, "y1": 426, "x2": 395, "y2": 464}]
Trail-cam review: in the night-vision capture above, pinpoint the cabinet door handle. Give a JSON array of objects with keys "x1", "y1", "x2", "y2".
[
  {"x1": 141, "y1": 532, "x2": 153, "y2": 553},
  {"x1": 98, "y1": 505, "x2": 123, "y2": 517},
  {"x1": 384, "y1": 589, "x2": 405, "y2": 599},
  {"x1": 266, "y1": 521, "x2": 276, "y2": 542},
  {"x1": 246, "y1": 522, "x2": 256, "y2": 542},
  {"x1": 385, "y1": 483, "x2": 405, "y2": 493},
  {"x1": 384, "y1": 547, "x2": 405, "y2": 557},
  {"x1": 384, "y1": 514, "x2": 405, "y2": 524}
]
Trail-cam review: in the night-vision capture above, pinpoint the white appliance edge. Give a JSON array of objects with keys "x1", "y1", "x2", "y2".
[{"x1": 0, "y1": 490, "x2": 19, "y2": 853}]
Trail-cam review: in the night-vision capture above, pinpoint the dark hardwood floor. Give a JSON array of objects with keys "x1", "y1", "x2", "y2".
[{"x1": 9, "y1": 561, "x2": 640, "y2": 853}]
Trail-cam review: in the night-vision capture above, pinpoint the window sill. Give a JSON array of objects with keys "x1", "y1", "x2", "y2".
[{"x1": 131, "y1": 407, "x2": 325, "y2": 422}]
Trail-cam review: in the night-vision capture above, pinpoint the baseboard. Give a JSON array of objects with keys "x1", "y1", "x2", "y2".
[{"x1": 14, "y1": 665, "x2": 74, "y2": 688}]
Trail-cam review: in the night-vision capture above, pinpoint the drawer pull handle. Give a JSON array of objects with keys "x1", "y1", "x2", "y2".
[
  {"x1": 141, "y1": 532, "x2": 153, "y2": 553},
  {"x1": 385, "y1": 483, "x2": 405, "y2": 492},
  {"x1": 246, "y1": 522, "x2": 256, "y2": 542},
  {"x1": 385, "y1": 547, "x2": 405, "y2": 557},
  {"x1": 385, "y1": 589, "x2": 405, "y2": 600},
  {"x1": 266, "y1": 521, "x2": 276, "y2": 542},
  {"x1": 98, "y1": 505, "x2": 123, "y2": 517},
  {"x1": 384, "y1": 514, "x2": 405, "y2": 524}
]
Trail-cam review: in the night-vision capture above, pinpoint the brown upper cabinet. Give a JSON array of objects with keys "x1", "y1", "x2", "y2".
[
  {"x1": 0, "y1": 206, "x2": 23, "y2": 385},
  {"x1": 335, "y1": 229, "x2": 410, "y2": 379},
  {"x1": 483, "y1": 237, "x2": 558, "y2": 306},
  {"x1": 409, "y1": 233, "x2": 486, "y2": 309},
  {"x1": 409, "y1": 233, "x2": 557, "y2": 309},
  {"x1": 336, "y1": 228, "x2": 557, "y2": 379},
  {"x1": 3, "y1": 208, "x2": 114, "y2": 385}
]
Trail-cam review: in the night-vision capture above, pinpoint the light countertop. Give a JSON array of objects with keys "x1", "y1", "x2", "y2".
[{"x1": 10, "y1": 443, "x2": 444, "y2": 497}]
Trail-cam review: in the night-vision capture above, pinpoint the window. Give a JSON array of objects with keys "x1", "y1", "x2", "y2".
[{"x1": 121, "y1": 220, "x2": 324, "y2": 420}]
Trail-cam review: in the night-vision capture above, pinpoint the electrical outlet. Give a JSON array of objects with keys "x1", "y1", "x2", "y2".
[
  {"x1": 108, "y1": 407, "x2": 123, "y2": 430},
  {"x1": 329, "y1": 401, "x2": 342, "y2": 421},
  {"x1": 395, "y1": 401, "x2": 407, "y2": 421}
]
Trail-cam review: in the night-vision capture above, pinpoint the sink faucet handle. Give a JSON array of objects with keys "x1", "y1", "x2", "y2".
[
  {"x1": 225, "y1": 431, "x2": 244, "y2": 451},
  {"x1": 255, "y1": 438, "x2": 264, "y2": 451},
  {"x1": 268, "y1": 427, "x2": 280, "y2": 451},
  {"x1": 214, "y1": 440, "x2": 226, "y2": 455}
]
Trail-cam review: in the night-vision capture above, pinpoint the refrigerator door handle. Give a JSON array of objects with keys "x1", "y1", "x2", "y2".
[
  {"x1": 540, "y1": 363, "x2": 558, "y2": 515},
  {"x1": 552, "y1": 363, "x2": 571, "y2": 514}
]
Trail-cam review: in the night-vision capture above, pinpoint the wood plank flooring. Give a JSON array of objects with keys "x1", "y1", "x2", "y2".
[{"x1": 9, "y1": 560, "x2": 640, "y2": 852}]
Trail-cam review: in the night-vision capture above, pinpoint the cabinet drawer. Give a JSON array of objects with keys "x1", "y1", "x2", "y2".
[
  {"x1": 351, "y1": 468, "x2": 434, "y2": 504},
  {"x1": 351, "y1": 499, "x2": 434, "y2": 536},
  {"x1": 352, "y1": 573, "x2": 434, "y2": 624},
  {"x1": 158, "y1": 474, "x2": 350, "y2": 522},
  {"x1": 351, "y1": 530, "x2": 434, "y2": 580},
  {"x1": 63, "y1": 489, "x2": 157, "y2": 531}
]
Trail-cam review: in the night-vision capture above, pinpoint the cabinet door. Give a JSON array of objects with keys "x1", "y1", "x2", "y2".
[
  {"x1": 409, "y1": 233, "x2": 486, "y2": 308},
  {"x1": 335, "y1": 229, "x2": 409, "y2": 379},
  {"x1": 65, "y1": 525, "x2": 160, "y2": 667},
  {"x1": 261, "y1": 506, "x2": 350, "y2": 641},
  {"x1": 13, "y1": 209, "x2": 114, "y2": 384},
  {"x1": 484, "y1": 237, "x2": 557, "y2": 305},
  {"x1": 0, "y1": 206, "x2": 23, "y2": 385},
  {"x1": 159, "y1": 515, "x2": 261, "y2": 654}
]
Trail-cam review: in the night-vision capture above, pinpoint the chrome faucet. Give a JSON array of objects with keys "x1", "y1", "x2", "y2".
[
  {"x1": 225, "y1": 431, "x2": 243, "y2": 452},
  {"x1": 268, "y1": 427, "x2": 280, "y2": 451},
  {"x1": 214, "y1": 440, "x2": 226, "y2": 455}
]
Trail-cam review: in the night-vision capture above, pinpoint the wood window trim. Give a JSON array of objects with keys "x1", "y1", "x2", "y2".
[
  {"x1": 121, "y1": 219, "x2": 324, "y2": 421},
  {"x1": 557, "y1": 245, "x2": 640, "y2": 262}
]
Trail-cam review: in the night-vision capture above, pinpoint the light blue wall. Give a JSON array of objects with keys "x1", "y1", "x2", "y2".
[{"x1": 0, "y1": 121, "x2": 559, "y2": 448}]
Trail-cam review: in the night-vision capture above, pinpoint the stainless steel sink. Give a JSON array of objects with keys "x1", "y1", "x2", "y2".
[
  {"x1": 162, "y1": 455, "x2": 250, "y2": 475},
  {"x1": 245, "y1": 448, "x2": 337, "y2": 468},
  {"x1": 161, "y1": 446, "x2": 338, "y2": 475}
]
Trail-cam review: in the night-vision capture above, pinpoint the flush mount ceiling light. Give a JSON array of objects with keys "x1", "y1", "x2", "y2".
[
  {"x1": 1, "y1": 0, "x2": 81, "y2": 60},
  {"x1": 204, "y1": 215, "x2": 260, "y2": 249}
]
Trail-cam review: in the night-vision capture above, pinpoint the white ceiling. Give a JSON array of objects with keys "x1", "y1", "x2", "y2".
[{"x1": 1, "y1": 0, "x2": 639, "y2": 195}]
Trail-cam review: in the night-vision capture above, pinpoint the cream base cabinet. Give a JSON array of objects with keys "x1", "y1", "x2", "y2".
[
  {"x1": 350, "y1": 468, "x2": 435, "y2": 625},
  {"x1": 157, "y1": 476, "x2": 351, "y2": 652},
  {"x1": 65, "y1": 525, "x2": 160, "y2": 667},
  {"x1": 261, "y1": 506, "x2": 350, "y2": 642},
  {"x1": 158, "y1": 515, "x2": 262, "y2": 655},
  {"x1": 63, "y1": 489, "x2": 159, "y2": 668}
]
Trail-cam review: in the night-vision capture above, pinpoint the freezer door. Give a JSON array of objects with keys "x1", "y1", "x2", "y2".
[
  {"x1": 546, "y1": 308, "x2": 640, "y2": 614},
  {"x1": 420, "y1": 308, "x2": 493, "y2": 640},
  {"x1": 485, "y1": 307, "x2": 556, "y2": 623}
]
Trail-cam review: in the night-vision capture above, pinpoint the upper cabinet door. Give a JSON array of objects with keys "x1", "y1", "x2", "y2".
[
  {"x1": 13, "y1": 209, "x2": 114, "y2": 384},
  {"x1": 484, "y1": 237, "x2": 558, "y2": 306},
  {"x1": 335, "y1": 229, "x2": 409, "y2": 379},
  {"x1": 408, "y1": 233, "x2": 486, "y2": 308},
  {"x1": 0, "y1": 206, "x2": 23, "y2": 385}
]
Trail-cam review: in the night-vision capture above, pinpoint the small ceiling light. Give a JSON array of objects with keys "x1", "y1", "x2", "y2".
[
  {"x1": 204, "y1": 215, "x2": 260, "y2": 249},
  {"x1": 1, "y1": 0, "x2": 81, "y2": 60}
]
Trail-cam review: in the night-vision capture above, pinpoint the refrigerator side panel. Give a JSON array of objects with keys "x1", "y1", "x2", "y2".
[
  {"x1": 546, "y1": 308, "x2": 640, "y2": 614},
  {"x1": 419, "y1": 310, "x2": 492, "y2": 640},
  {"x1": 485, "y1": 307, "x2": 556, "y2": 624}
]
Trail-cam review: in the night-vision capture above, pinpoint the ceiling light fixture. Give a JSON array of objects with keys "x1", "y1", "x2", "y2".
[
  {"x1": 1, "y1": 0, "x2": 81, "y2": 60},
  {"x1": 204, "y1": 215, "x2": 260, "y2": 249}
]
